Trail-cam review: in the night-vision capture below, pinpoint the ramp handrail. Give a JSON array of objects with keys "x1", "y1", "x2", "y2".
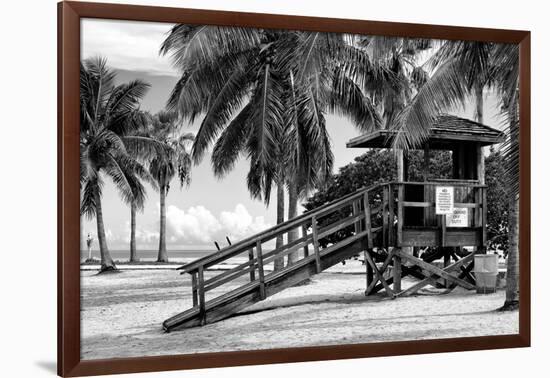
[{"x1": 177, "y1": 183, "x2": 382, "y2": 274}]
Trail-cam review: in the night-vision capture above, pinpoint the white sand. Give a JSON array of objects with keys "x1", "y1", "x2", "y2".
[{"x1": 81, "y1": 259, "x2": 518, "y2": 360}]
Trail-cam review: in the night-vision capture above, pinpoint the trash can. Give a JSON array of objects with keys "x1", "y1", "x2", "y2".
[{"x1": 473, "y1": 254, "x2": 499, "y2": 294}]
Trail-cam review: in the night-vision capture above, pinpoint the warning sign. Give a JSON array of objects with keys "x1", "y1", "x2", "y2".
[
  {"x1": 446, "y1": 207, "x2": 468, "y2": 227},
  {"x1": 435, "y1": 186, "x2": 454, "y2": 215}
]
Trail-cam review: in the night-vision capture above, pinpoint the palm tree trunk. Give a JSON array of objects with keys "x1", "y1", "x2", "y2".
[
  {"x1": 501, "y1": 195, "x2": 519, "y2": 310},
  {"x1": 273, "y1": 183, "x2": 285, "y2": 271},
  {"x1": 501, "y1": 109, "x2": 520, "y2": 311},
  {"x1": 287, "y1": 182, "x2": 300, "y2": 265},
  {"x1": 474, "y1": 83, "x2": 484, "y2": 124},
  {"x1": 157, "y1": 185, "x2": 169, "y2": 262},
  {"x1": 93, "y1": 186, "x2": 116, "y2": 272},
  {"x1": 129, "y1": 202, "x2": 138, "y2": 262}
]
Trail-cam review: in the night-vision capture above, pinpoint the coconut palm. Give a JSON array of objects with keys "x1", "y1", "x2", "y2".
[
  {"x1": 427, "y1": 41, "x2": 494, "y2": 123},
  {"x1": 390, "y1": 42, "x2": 520, "y2": 310},
  {"x1": 160, "y1": 27, "x2": 383, "y2": 268},
  {"x1": 80, "y1": 57, "x2": 154, "y2": 272},
  {"x1": 146, "y1": 110, "x2": 194, "y2": 262},
  {"x1": 491, "y1": 44, "x2": 520, "y2": 310},
  {"x1": 355, "y1": 36, "x2": 433, "y2": 128},
  {"x1": 125, "y1": 110, "x2": 159, "y2": 263}
]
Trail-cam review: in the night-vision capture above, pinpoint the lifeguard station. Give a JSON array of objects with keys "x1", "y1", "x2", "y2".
[{"x1": 163, "y1": 115, "x2": 504, "y2": 332}]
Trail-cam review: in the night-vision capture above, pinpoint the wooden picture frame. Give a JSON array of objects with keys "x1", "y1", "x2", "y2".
[{"x1": 58, "y1": 1, "x2": 531, "y2": 376}]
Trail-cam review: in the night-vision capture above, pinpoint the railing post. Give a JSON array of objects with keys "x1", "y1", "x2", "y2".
[
  {"x1": 397, "y1": 183, "x2": 404, "y2": 247},
  {"x1": 382, "y1": 186, "x2": 389, "y2": 248},
  {"x1": 197, "y1": 266, "x2": 206, "y2": 325},
  {"x1": 363, "y1": 192, "x2": 373, "y2": 249},
  {"x1": 388, "y1": 184, "x2": 395, "y2": 246},
  {"x1": 302, "y1": 223, "x2": 310, "y2": 258},
  {"x1": 482, "y1": 186, "x2": 487, "y2": 249},
  {"x1": 352, "y1": 200, "x2": 361, "y2": 234},
  {"x1": 311, "y1": 216, "x2": 322, "y2": 273},
  {"x1": 393, "y1": 248, "x2": 402, "y2": 293},
  {"x1": 256, "y1": 241, "x2": 266, "y2": 299},
  {"x1": 248, "y1": 248, "x2": 256, "y2": 282},
  {"x1": 191, "y1": 272, "x2": 198, "y2": 307}
]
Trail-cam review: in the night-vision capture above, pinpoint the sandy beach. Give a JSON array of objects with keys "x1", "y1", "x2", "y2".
[{"x1": 80, "y1": 259, "x2": 518, "y2": 360}]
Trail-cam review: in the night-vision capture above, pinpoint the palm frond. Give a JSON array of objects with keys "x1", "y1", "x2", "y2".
[
  {"x1": 211, "y1": 103, "x2": 253, "y2": 177},
  {"x1": 392, "y1": 58, "x2": 469, "y2": 149},
  {"x1": 329, "y1": 67, "x2": 382, "y2": 131},
  {"x1": 160, "y1": 25, "x2": 261, "y2": 69},
  {"x1": 191, "y1": 65, "x2": 250, "y2": 163}
]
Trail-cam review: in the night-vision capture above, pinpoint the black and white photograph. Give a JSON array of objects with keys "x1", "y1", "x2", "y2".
[{"x1": 79, "y1": 17, "x2": 521, "y2": 360}]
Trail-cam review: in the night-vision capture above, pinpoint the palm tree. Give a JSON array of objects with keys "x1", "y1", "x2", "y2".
[
  {"x1": 390, "y1": 42, "x2": 520, "y2": 310},
  {"x1": 427, "y1": 41, "x2": 494, "y2": 123},
  {"x1": 160, "y1": 27, "x2": 382, "y2": 268},
  {"x1": 80, "y1": 57, "x2": 154, "y2": 272},
  {"x1": 146, "y1": 111, "x2": 194, "y2": 262},
  {"x1": 491, "y1": 44, "x2": 520, "y2": 310}
]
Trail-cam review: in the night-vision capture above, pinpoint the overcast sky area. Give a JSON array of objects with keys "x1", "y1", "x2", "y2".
[{"x1": 80, "y1": 18, "x2": 503, "y2": 251}]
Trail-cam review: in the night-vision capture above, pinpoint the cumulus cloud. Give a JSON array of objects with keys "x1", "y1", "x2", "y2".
[
  {"x1": 165, "y1": 204, "x2": 272, "y2": 246},
  {"x1": 82, "y1": 203, "x2": 273, "y2": 249},
  {"x1": 166, "y1": 205, "x2": 222, "y2": 243}
]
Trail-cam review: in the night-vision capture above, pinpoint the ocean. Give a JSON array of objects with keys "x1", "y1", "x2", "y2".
[{"x1": 80, "y1": 249, "x2": 217, "y2": 262}]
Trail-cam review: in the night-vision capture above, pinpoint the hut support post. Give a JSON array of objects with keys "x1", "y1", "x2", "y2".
[{"x1": 393, "y1": 249, "x2": 402, "y2": 292}]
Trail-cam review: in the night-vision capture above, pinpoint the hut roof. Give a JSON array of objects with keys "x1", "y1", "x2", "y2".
[{"x1": 346, "y1": 115, "x2": 505, "y2": 150}]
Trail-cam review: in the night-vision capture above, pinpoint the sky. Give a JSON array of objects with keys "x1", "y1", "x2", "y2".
[{"x1": 80, "y1": 18, "x2": 504, "y2": 251}]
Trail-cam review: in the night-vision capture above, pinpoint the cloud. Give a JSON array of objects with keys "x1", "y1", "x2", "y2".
[
  {"x1": 165, "y1": 204, "x2": 272, "y2": 246},
  {"x1": 81, "y1": 19, "x2": 178, "y2": 76},
  {"x1": 82, "y1": 203, "x2": 273, "y2": 249},
  {"x1": 166, "y1": 205, "x2": 222, "y2": 243},
  {"x1": 220, "y1": 204, "x2": 271, "y2": 240}
]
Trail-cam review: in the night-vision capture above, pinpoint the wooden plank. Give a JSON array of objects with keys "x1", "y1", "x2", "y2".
[
  {"x1": 402, "y1": 201, "x2": 433, "y2": 208},
  {"x1": 397, "y1": 253, "x2": 475, "y2": 297},
  {"x1": 302, "y1": 224, "x2": 309, "y2": 258},
  {"x1": 318, "y1": 212, "x2": 365, "y2": 239},
  {"x1": 204, "y1": 264, "x2": 257, "y2": 292},
  {"x1": 388, "y1": 185, "x2": 395, "y2": 246},
  {"x1": 261, "y1": 234, "x2": 312, "y2": 265},
  {"x1": 352, "y1": 200, "x2": 361, "y2": 234},
  {"x1": 365, "y1": 250, "x2": 394, "y2": 294},
  {"x1": 393, "y1": 249, "x2": 402, "y2": 292},
  {"x1": 178, "y1": 185, "x2": 378, "y2": 273},
  {"x1": 482, "y1": 187, "x2": 487, "y2": 246},
  {"x1": 397, "y1": 184, "x2": 404, "y2": 246},
  {"x1": 363, "y1": 192, "x2": 373, "y2": 248},
  {"x1": 441, "y1": 214, "x2": 447, "y2": 247},
  {"x1": 191, "y1": 272, "x2": 198, "y2": 307},
  {"x1": 311, "y1": 216, "x2": 322, "y2": 273},
  {"x1": 382, "y1": 186, "x2": 389, "y2": 247},
  {"x1": 256, "y1": 241, "x2": 266, "y2": 300},
  {"x1": 395, "y1": 250, "x2": 475, "y2": 290},
  {"x1": 365, "y1": 250, "x2": 374, "y2": 293},
  {"x1": 364, "y1": 250, "x2": 394, "y2": 297},
  {"x1": 197, "y1": 266, "x2": 206, "y2": 325},
  {"x1": 454, "y1": 202, "x2": 480, "y2": 209},
  {"x1": 203, "y1": 256, "x2": 257, "y2": 286},
  {"x1": 248, "y1": 248, "x2": 256, "y2": 282}
]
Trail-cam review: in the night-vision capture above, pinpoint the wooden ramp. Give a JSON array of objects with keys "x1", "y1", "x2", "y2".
[
  {"x1": 163, "y1": 181, "x2": 486, "y2": 332},
  {"x1": 163, "y1": 184, "x2": 385, "y2": 332}
]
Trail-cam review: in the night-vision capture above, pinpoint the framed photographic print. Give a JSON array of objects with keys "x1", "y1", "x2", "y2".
[{"x1": 58, "y1": 1, "x2": 531, "y2": 376}]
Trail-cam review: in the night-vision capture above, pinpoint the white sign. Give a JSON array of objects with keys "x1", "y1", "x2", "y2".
[
  {"x1": 446, "y1": 207, "x2": 468, "y2": 227},
  {"x1": 435, "y1": 186, "x2": 454, "y2": 215}
]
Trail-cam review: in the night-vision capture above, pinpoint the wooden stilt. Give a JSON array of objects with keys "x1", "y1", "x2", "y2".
[
  {"x1": 197, "y1": 266, "x2": 206, "y2": 325},
  {"x1": 393, "y1": 248, "x2": 402, "y2": 293}
]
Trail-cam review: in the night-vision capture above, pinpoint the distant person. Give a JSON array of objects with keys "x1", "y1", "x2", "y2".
[{"x1": 86, "y1": 233, "x2": 94, "y2": 261}]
